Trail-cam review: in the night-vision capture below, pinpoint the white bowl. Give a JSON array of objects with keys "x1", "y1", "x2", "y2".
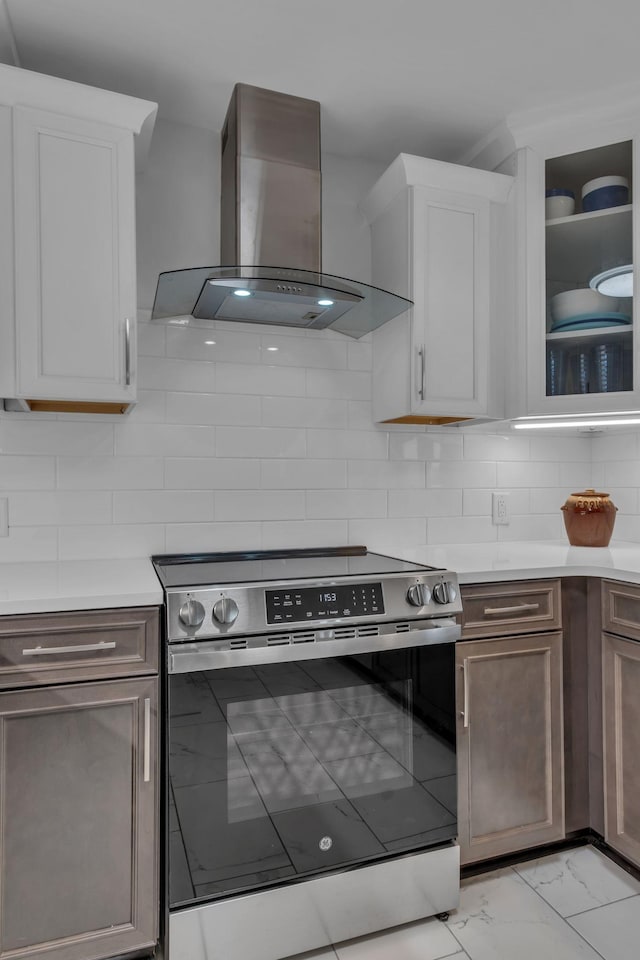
[
  {"x1": 546, "y1": 195, "x2": 575, "y2": 219},
  {"x1": 581, "y1": 175, "x2": 628, "y2": 198},
  {"x1": 550, "y1": 288, "x2": 619, "y2": 324}
]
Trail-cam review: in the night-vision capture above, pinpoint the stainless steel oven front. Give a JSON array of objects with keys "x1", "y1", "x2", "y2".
[{"x1": 155, "y1": 548, "x2": 462, "y2": 960}]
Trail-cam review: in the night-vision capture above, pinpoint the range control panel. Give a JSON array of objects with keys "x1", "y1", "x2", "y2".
[
  {"x1": 163, "y1": 571, "x2": 461, "y2": 641},
  {"x1": 266, "y1": 582, "x2": 384, "y2": 624}
]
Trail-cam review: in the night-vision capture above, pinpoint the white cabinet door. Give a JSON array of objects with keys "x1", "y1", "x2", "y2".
[
  {"x1": 508, "y1": 137, "x2": 640, "y2": 419},
  {"x1": 366, "y1": 155, "x2": 512, "y2": 425},
  {"x1": 410, "y1": 185, "x2": 491, "y2": 419},
  {"x1": 13, "y1": 106, "x2": 136, "y2": 406}
]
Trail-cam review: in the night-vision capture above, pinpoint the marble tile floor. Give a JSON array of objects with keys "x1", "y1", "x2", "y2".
[{"x1": 286, "y1": 845, "x2": 640, "y2": 960}]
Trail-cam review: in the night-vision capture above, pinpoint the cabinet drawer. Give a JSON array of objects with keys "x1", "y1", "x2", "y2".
[
  {"x1": 461, "y1": 580, "x2": 561, "y2": 638},
  {"x1": 0, "y1": 607, "x2": 159, "y2": 688},
  {"x1": 602, "y1": 580, "x2": 640, "y2": 641}
]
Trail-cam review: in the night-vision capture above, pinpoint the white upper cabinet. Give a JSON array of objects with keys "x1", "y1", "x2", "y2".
[
  {"x1": 469, "y1": 94, "x2": 640, "y2": 420},
  {"x1": 362, "y1": 155, "x2": 513, "y2": 424},
  {"x1": 0, "y1": 64, "x2": 156, "y2": 414}
]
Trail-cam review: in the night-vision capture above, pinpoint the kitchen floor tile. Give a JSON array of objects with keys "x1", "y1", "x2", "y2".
[
  {"x1": 568, "y1": 895, "x2": 640, "y2": 960},
  {"x1": 333, "y1": 916, "x2": 462, "y2": 960},
  {"x1": 448, "y1": 866, "x2": 603, "y2": 959},
  {"x1": 515, "y1": 845, "x2": 640, "y2": 917},
  {"x1": 286, "y1": 949, "x2": 338, "y2": 960}
]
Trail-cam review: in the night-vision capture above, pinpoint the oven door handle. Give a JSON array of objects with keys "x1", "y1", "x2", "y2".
[{"x1": 168, "y1": 619, "x2": 461, "y2": 674}]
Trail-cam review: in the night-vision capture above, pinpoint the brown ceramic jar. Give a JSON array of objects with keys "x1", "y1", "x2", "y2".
[{"x1": 561, "y1": 489, "x2": 617, "y2": 547}]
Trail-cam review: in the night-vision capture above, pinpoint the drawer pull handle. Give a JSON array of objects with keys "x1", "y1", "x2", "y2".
[
  {"x1": 143, "y1": 697, "x2": 151, "y2": 783},
  {"x1": 483, "y1": 603, "x2": 541, "y2": 616},
  {"x1": 22, "y1": 640, "x2": 117, "y2": 657}
]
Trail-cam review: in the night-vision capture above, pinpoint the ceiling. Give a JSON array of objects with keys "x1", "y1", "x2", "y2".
[{"x1": 4, "y1": 0, "x2": 640, "y2": 165}]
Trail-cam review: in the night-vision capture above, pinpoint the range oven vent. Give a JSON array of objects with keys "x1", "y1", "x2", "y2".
[
  {"x1": 333, "y1": 628, "x2": 357, "y2": 640},
  {"x1": 229, "y1": 638, "x2": 248, "y2": 649},
  {"x1": 357, "y1": 625, "x2": 380, "y2": 637}
]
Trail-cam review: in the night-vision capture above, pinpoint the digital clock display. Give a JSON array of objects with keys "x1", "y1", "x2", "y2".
[{"x1": 265, "y1": 582, "x2": 384, "y2": 624}]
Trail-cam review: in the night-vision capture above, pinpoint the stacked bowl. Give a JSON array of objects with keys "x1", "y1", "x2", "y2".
[
  {"x1": 549, "y1": 288, "x2": 628, "y2": 333},
  {"x1": 581, "y1": 176, "x2": 629, "y2": 212}
]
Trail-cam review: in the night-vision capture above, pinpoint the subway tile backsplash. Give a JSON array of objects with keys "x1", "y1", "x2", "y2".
[{"x1": 0, "y1": 318, "x2": 600, "y2": 560}]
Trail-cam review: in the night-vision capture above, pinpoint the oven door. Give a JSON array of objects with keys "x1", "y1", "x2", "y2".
[{"x1": 167, "y1": 620, "x2": 459, "y2": 911}]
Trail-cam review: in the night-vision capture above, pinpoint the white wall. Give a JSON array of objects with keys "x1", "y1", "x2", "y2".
[{"x1": 0, "y1": 118, "x2": 595, "y2": 562}]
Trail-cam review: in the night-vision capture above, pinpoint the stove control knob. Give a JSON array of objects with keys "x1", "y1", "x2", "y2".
[
  {"x1": 407, "y1": 583, "x2": 431, "y2": 607},
  {"x1": 433, "y1": 581, "x2": 458, "y2": 605},
  {"x1": 178, "y1": 598, "x2": 205, "y2": 628},
  {"x1": 213, "y1": 597, "x2": 239, "y2": 625}
]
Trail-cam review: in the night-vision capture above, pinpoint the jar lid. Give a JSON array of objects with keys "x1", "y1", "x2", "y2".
[
  {"x1": 545, "y1": 188, "x2": 575, "y2": 198},
  {"x1": 570, "y1": 489, "x2": 609, "y2": 497}
]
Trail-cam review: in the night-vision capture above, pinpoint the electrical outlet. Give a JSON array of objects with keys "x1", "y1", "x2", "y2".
[
  {"x1": 492, "y1": 492, "x2": 510, "y2": 525},
  {"x1": 0, "y1": 498, "x2": 8, "y2": 537}
]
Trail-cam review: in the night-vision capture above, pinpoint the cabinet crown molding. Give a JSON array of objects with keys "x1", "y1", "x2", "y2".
[
  {"x1": 361, "y1": 152, "x2": 513, "y2": 224},
  {"x1": 463, "y1": 80, "x2": 640, "y2": 170},
  {"x1": 0, "y1": 62, "x2": 157, "y2": 168}
]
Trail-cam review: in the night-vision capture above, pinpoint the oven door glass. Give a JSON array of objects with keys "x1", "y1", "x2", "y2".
[{"x1": 168, "y1": 644, "x2": 456, "y2": 908}]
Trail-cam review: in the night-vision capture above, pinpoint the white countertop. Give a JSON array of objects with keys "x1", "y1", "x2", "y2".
[
  {"x1": 3, "y1": 540, "x2": 640, "y2": 616},
  {"x1": 0, "y1": 558, "x2": 163, "y2": 616},
  {"x1": 397, "y1": 539, "x2": 640, "y2": 585}
]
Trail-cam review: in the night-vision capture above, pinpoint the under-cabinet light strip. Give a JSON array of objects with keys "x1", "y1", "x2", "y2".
[{"x1": 513, "y1": 417, "x2": 640, "y2": 429}]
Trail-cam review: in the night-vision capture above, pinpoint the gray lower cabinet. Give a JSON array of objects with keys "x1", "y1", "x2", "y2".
[
  {"x1": 0, "y1": 675, "x2": 158, "y2": 960},
  {"x1": 603, "y1": 631, "x2": 640, "y2": 867},
  {"x1": 456, "y1": 631, "x2": 565, "y2": 864}
]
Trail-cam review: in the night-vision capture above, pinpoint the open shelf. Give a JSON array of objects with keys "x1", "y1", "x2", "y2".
[
  {"x1": 547, "y1": 325, "x2": 632, "y2": 343},
  {"x1": 546, "y1": 205, "x2": 632, "y2": 283}
]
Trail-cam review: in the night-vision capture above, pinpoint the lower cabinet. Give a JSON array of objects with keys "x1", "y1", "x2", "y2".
[
  {"x1": 603, "y1": 631, "x2": 640, "y2": 866},
  {"x1": 456, "y1": 631, "x2": 565, "y2": 864},
  {"x1": 0, "y1": 676, "x2": 158, "y2": 960}
]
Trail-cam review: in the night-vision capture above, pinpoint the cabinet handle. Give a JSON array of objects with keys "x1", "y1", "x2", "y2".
[
  {"x1": 22, "y1": 640, "x2": 117, "y2": 657},
  {"x1": 483, "y1": 602, "x2": 540, "y2": 616},
  {"x1": 417, "y1": 346, "x2": 426, "y2": 401},
  {"x1": 460, "y1": 661, "x2": 470, "y2": 728},
  {"x1": 143, "y1": 697, "x2": 151, "y2": 783},
  {"x1": 124, "y1": 317, "x2": 133, "y2": 386}
]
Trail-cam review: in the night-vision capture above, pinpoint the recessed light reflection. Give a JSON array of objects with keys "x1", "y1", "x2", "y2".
[
  {"x1": 204, "y1": 340, "x2": 216, "y2": 345},
  {"x1": 267, "y1": 346, "x2": 279, "y2": 352}
]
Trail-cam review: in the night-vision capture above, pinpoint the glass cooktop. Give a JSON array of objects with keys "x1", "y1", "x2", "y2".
[{"x1": 152, "y1": 546, "x2": 439, "y2": 589}]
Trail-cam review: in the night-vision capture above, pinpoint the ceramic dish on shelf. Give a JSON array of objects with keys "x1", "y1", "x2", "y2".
[
  {"x1": 550, "y1": 311, "x2": 631, "y2": 332},
  {"x1": 550, "y1": 288, "x2": 618, "y2": 324}
]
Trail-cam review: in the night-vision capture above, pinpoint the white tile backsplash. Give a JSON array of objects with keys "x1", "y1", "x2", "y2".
[
  {"x1": 390, "y1": 432, "x2": 463, "y2": 462},
  {"x1": 57, "y1": 456, "x2": 165, "y2": 490},
  {"x1": 306, "y1": 490, "x2": 387, "y2": 519},
  {"x1": 307, "y1": 429, "x2": 389, "y2": 460},
  {"x1": 216, "y1": 490, "x2": 306, "y2": 521},
  {"x1": 260, "y1": 459, "x2": 347, "y2": 489},
  {"x1": 428, "y1": 461, "x2": 497, "y2": 489},
  {"x1": 0, "y1": 457, "x2": 56, "y2": 490},
  {"x1": 216, "y1": 426, "x2": 306, "y2": 459},
  {"x1": 216, "y1": 363, "x2": 306, "y2": 397},
  {"x1": 3, "y1": 318, "x2": 629, "y2": 561},
  {"x1": 165, "y1": 392, "x2": 261, "y2": 426},
  {"x1": 113, "y1": 490, "x2": 214, "y2": 524},
  {"x1": 165, "y1": 458, "x2": 260, "y2": 490},
  {"x1": 9, "y1": 491, "x2": 112, "y2": 526},
  {"x1": 262, "y1": 397, "x2": 348, "y2": 429}
]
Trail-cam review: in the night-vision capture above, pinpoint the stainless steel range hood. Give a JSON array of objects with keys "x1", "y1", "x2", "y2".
[{"x1": 151, "y1": 84, "x2": 412, "y2": 339}]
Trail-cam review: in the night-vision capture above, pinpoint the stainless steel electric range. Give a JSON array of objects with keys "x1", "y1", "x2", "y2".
[{"x1": 152, "y1": 546, "x2": 462, "y2": 960}]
